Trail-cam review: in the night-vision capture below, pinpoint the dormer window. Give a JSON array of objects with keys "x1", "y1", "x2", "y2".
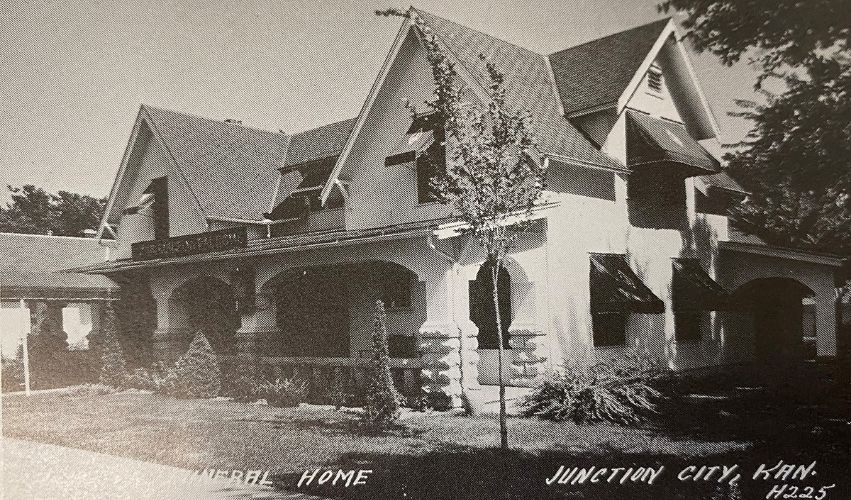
[
  {"x1": 385, "y1": 113, "x2": 445, "y2": 204},
  {"x1": 647, "y1": 64, "x2": 663, "y2": 94}
]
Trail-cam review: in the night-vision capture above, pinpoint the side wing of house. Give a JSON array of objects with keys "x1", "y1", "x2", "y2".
[{"x1": 100, "y1": 110, "x2": 208, "y2": 259}]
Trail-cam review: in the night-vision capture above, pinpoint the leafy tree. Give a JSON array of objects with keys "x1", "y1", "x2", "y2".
[
  {"x1": 0, "y1": 184, "x2": 106, "y2": 237},
  {"x1": 659, "y1": 0, "x2": 851, "y2": 253},
  {"x1": 362, "y1": 300, "x2": 401, "y2": 429},
  {"x1": 377, "y1": 8, "x2": 545, "y2": 449}
]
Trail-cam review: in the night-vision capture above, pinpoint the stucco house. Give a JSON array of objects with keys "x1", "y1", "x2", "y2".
[{"x1": 76, "y1": 9, "x2": 846, "y2": 406}]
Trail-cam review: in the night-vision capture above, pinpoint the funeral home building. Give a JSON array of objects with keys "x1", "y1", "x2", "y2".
[{"x1": 76, "y1": 9, "x2": 846, "y2": 406}]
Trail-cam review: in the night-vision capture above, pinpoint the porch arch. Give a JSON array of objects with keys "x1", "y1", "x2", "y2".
[
  {"x1": 731, "y1": 277, "x2": 816, "y2": 362},
  {"x1": 168, "y1": 275, "x2": 240, "y2": 355}
]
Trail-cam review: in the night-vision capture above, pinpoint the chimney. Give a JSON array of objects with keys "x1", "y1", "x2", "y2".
[{"x1": 224, "y1": 118, "x2": 242, "y2": 125}]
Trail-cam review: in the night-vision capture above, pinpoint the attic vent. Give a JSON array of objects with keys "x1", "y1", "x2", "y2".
[
  {"x1": 224, "y1": 118, "x2": 243, "y2": 124},
  {"x1": 647, "y1": 65, "x2": 663, "y2": 94}
]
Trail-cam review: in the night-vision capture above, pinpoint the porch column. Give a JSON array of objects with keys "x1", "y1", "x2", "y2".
[
  {"x1": 418, "y1": 266, "x2": 466, "y2": 408},
  {"x1": 235, "y1": 290, "x2": 279, "y2": 367},
  {"x1": 508, "y1": 275, "x2": 548, "y2": 387},
  {"x1": 152, "y1": 292, "x2": 192, "y2": 365},
  {"x1": 815, "y1": 292, "x2": 837, "y2": 358}
]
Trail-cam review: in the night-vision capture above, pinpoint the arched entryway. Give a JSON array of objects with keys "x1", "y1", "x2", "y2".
[
  {"x1": 470, "y1": 262, "x2": 512, "y2": 384},
  {"x1": 171, "y1": 276, "x2": 240, "y2": 355},
  {"x1": 732, "y1": 278, "x2": 815, "y2": 363}
]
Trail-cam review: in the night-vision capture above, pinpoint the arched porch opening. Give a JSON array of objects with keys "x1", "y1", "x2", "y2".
[
  {"x1": 171, "y1": 276, "x2": 240, "y2": 355},
  {"x1": 732, "y1": 278, "x2": 816, "y2": 363},
  {"x1": 469, "y1": 262, "x2": 511, "y2": 350}
]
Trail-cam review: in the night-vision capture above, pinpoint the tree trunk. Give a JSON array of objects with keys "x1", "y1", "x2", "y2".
[{"x1": 491, "y1": 265, "x2": 508, "y2": 450}]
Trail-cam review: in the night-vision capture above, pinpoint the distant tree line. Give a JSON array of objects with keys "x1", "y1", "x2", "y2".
[{"x1": 0, "y1": 184, "x2": 106, "y2": 237}]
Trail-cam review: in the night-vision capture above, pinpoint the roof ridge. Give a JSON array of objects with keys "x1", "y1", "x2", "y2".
[
  {"x1": 411, "y1": 7, "x2": 544, "y2": 58},
  {"x1": 288, "y1": 116, "x2": 358, "y2": 137},
  {"x1": 141, "y1": 104, "x2": 288, "y2": 138},
  {"x1": 549, "y1": 17, "x2": 670, "y2": 56}
]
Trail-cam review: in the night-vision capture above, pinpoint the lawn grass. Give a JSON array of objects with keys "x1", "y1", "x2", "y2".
[{"x1": 3, "y1": 369, "x2": 850, "y2": 499}]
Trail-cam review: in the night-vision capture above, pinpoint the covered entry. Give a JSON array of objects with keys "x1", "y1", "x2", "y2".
[
  {"x1": 732, "y1": 278, "x2": 815, "y2": 362},
  {"x1": 718, "y1": 240, "x2": 844, "y2": 362}
]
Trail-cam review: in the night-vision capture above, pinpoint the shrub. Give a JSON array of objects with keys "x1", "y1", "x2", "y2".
[
  {"x1": 99, "y1": 327, "x2": 127, "y2": 389},
  {"x1": 161, "y1": 332, "x2": 222, "y2": 399},
  {"x1": 124, "y1": 365, "x2": 169, "y2": 391},
  {"x1": 257, "y1": 377, "x2": 309, "y2": 407},
  {"x1": 521, "y1": 351, "x2": 663, "y2": 425},
  {"x1": 361, "y1": 300, "x2": 401, "y2": 429},
  {"x1": 61, "y1": 383, "x2": 117, "y2": 397},
  {"x1": 2, "y1": 349, "x2": 24, "y2": 392},
  {"x1": 220, "y1": 363, "x2": 262, "y2": 402}
]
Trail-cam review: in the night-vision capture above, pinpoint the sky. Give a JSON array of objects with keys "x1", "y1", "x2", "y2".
[{"x1": 0, "y1": 0, "x2": 760, "y2": 202}]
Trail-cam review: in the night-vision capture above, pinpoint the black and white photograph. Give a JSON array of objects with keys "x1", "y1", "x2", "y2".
[{"x1": 1, "y1": 1, "x2": 850, "y2": 498}]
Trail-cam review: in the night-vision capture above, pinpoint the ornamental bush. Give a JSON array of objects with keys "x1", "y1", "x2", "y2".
[
  {"x1": 361, "y1": 300, "x2": 401, "y2": 429},
  {"x1": 257, "y1": 377, "x2": 309, "y2": 407},
  {"x1": 521, "y1": 350, "x2": 663, "y2": 425},
  {"x1": 162, "y1": 332, "x2": 221, "y2": 399},
  {"x1": 1, "y1": 347, "x2": 24, "y2": 392},
  {"x1": 98, "y1": 313, "x2": 127, "y2": 389}
]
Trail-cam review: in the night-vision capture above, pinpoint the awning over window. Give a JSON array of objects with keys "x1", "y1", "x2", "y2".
[
  {"x1": 385, "y1": 129, "x2": 435, "y2": 166},
  {"x1": 672, "y1": 258, "x2": 730, "y2": 311},
  {"x1": 590, "y1": 253, "x2": 664, "y2": 314},
  {"x1": 626, "y1": 110, "x2": 720, "y2": 175}
]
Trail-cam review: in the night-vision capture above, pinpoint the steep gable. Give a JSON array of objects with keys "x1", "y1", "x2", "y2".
[
  {"x1": 143, "y1": 106, "x2": 289, "y2": 221},
  {"x1": 413, "y1": 9, "x2": 622, "y2": 169},
  {"x1": 549, "y1": 19, "x2": 670, "y2": 116}
]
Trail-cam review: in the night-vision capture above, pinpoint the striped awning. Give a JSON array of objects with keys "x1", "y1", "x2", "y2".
[
  {"x1": 385, "y1": 129, "x2": 435, "y2": 166},
  {"x1": 590, "y1": 253, "x2": 664, "y2": 314},
  {"x1": 626, "y1": 110, "x2": 720, "y2": 175},
  {"x1": 672, "y1": 258, "x2": 729, "y2": 311}
]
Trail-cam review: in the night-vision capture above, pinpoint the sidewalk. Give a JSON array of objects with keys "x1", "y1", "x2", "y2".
[{"x1": 1, "y1": 438, "x2": 326, "y2": 500}]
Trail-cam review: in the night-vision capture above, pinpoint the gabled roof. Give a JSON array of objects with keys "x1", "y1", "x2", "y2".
[
  {"x1": 0, "y1": 233, "x2": 116, "y2": 294},
  {"x1": 549, "y1": 19, "x2": 671, "y2": 115},
  {"x1": 411, "y1": 9, "x2": 622, "y2": 169},
  {"x1": 142, "y1": 106, "x2": 289, "y2": 222},
  {"x1": 284, "y1": 117, "x2": 357, "y2": 168}
]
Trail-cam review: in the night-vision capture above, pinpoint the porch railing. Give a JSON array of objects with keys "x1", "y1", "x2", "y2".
[{"x1": 218, "y1": 355, "x2": 422, "y2": 397}]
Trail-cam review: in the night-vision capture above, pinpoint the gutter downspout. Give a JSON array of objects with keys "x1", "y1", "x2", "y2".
[{"x1": 426, "y1": 233, "x2": 468, "y2": 394}]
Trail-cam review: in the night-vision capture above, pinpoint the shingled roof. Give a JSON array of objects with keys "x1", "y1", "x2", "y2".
[
  {"x1": 0, "y1": 233, "x2": 116, "y2": 296},
  {"x1": 284, "y1": 117, "x2": 357, "y2": 168},
  {"x1": 548, "y1": 18, "x2": 670, "y2": 115},
  {"x1": 143, "y1": 105, "x2": 289, "y2": 221},
  {"x1": 414, "y1": 9, "x2": 623, "y2": 169}
]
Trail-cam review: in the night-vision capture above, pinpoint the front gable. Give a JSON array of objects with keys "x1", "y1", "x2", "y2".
[
  {"x1": 98, "y1": 108, "x2": 207, "y2": 241},
  {"x1": 331, "y1": 25, "x2": 458, "y2": 230}
]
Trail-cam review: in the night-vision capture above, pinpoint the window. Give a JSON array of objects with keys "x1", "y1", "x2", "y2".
[
  {"x1": 145, "y1": 177, "x2": 169, "y2": 240},
  {"x1": 381, "y1": 272, "x2": 412, "y2": 309},
  {"x1": 411, "y1": 113, "x2": 445, "y2": 203},
  {"x1": 592, "y1": 312, "x2": 627, "y2": 347},
  {"x1": 416, "y1": 142, "x2": 443, "y2": 203},
  {"x1": 674, "y1": 311, "x2": 702, "y2": 342},
  {"x1": 647, "y1": 65, "x2": 663, "y2": 94}
]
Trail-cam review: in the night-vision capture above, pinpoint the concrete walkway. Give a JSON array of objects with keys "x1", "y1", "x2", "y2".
[{"x1": 1, "y1": 438, "x2": 326, "y2": 500}]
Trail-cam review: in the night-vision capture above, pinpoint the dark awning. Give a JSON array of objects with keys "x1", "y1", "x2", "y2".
[
  {"x1": 385, "y1": 129, "x2": 435, "y2": 166},
  {"x1": 590, "y1": 253, "x2": 664, "y2": 314},
  {"x1": 626, "y1": 110, "x2": 720, "y2": 175},
  {"x1": 672, "y1": 258, "x2": 730, "y2": 311}
]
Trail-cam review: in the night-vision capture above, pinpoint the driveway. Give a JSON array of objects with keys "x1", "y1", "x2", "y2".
[{"x1": 1, "y1": 438, "x2": 326, "y2": 500}]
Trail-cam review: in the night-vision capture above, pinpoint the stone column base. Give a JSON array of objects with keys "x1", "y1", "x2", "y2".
[
  {"x1": 417, "y1": 322, "x2": 462, "y2": 408},
  {"x1": 508, "y1": 325, "x2": 547, "y2": 387},
  {"x1": 152, "y1": 328, "x2": 193, "y2": 366},
  {"x1": 234, "y1": 329, "x2": 279, "y2": 369}
]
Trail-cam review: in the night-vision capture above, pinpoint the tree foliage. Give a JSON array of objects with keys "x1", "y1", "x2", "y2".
[
  {"x1": 659, "y1": 0, "x2": 851, "y2": 253},
  {"x1": 377, "y1": 8, "x2": 545, "y2": 448},
  {"x1": 99, "y1": 303, "x2": 127, "y2": 389},
  {"x1": 362, "y1": 300, "x2": 401, "y2": 429},
  {"x1": 162, "y1": 332, "x2": 222, "y2": 399},
  {"x1": 0, "y1": 184, "x2": 106, "y2": 237}
]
